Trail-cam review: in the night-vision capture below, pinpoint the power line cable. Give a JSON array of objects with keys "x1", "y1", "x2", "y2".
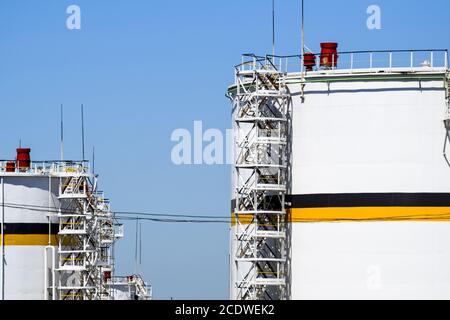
[
  {"x1": 3, "y1": 201, "x2": 449, "y2": 224},
  {"x1": 0, "y1": 202, "x2": 232, "y2": 224},
  {"x1": 0, "y1": 202, "x2": 228, "y2": 219}
]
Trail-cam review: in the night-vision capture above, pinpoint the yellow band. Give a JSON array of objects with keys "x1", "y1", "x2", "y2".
[
  {"x1": 231, "y1": 206, "x2": 450, "y2": 225},
  {"x1": 0, "y1": 234, "x2": 58, "y2": 246}
]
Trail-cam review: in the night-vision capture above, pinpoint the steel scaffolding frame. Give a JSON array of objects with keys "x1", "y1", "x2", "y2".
[
  {"x1": 55, "y1": 164, "x2": 118, "y2": 300},
  {"x1": 233, "y1": 56, "x2": 289, "y2": 300}
]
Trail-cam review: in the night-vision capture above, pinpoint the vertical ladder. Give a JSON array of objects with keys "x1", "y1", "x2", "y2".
[
  {"x1": 233, "y1": 56, "x2": 290, "y2": 300},
  {"x1": 444, "y1": 71, "x2": 449, "y2": 115},
  {"x1": 444, "y1": 71, "x2": 450, "y2": 165}
]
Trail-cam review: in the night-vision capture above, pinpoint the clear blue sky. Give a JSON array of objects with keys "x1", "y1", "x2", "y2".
[{"x1": 0, "y1": 0, "x2": 449, "y2": 299}]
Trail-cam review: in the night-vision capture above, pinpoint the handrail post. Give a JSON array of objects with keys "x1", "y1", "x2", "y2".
[
  {"x1": 370, "y1": 52, "x2": 373, "y2": 70},
  {"x1": 350, "y1": 53, "x2": 354, "y2": 72},
  {"x1": 430, "y1": 51, "x2": 434, "y2": 68},
  {"x1": 410, "y1": 51, "x2": 413, "y2": 70},
  {"x1": 389, "y1": 52, "x2": 392, "y2": 71},
  {"x1": 300, "y1": 54, "x2": 304, "y2": 75},
  {"x1": 446, "y1": 50, "x2": 448, "y2": 69}
]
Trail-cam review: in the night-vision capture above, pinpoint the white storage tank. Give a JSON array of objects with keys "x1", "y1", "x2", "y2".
[
  {"x1": 229, "y1": 48, "x2": 450, "y2": 299},
  {"x1": 1, "y1": 149, "x2": 60, "y2": 300}
]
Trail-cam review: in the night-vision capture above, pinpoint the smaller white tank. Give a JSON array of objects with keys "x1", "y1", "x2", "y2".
[{"x1": 1, "y1": 148, "x2": 60, "y2": 299}]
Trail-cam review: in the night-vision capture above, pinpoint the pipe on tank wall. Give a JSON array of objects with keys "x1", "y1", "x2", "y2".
[
  {"x1": 44, "y1": 175, "x2": 56, "y2": 300},
  {"x1": 1, "y1": 177, "x2": 4, "y2": 300},
  {"x1": 44, "y1": 246, "x2": 56, "y2": 300},
  {"x1": 48, "y1": 176, "x2": 51, "y2": 245}
]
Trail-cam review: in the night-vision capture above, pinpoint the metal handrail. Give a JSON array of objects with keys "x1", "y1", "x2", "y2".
[
  {"x1": 237, "y1": 49, "x2": 449, "y2": 73},
  {"x1": 0, "y1": 160, "x2": 90, "y2": 174}
]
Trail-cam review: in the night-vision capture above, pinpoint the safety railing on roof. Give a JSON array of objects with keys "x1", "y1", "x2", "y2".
[
  {"x1": 107, "y1": 275, "x2": 152, "y2": 299},
  {"x1": 236, "y1": 49, "x2": 449, "y2": 74},
  {"x1": 0, "y1": 160, "x2": 90, "y2": 175}
]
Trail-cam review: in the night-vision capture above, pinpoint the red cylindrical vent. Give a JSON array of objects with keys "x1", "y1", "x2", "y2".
[
  {"x1": 5, "y1": 161, "x2": 16, "y2": 172},
  {"x1": 320, "y1": 42, "x2": 338, "y2": 68},
  {"x1": 303, "y1": 52, "x2": 316, "y2": 71},
  {"x1": 103, "y1": 271, "x2": 112, "y2": 282},
  {"x1": 16, "y1": 148, "x2": 31, "y2": 170}
]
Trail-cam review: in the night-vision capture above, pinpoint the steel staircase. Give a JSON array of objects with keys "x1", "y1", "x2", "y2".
[
  {"x1": 52, "y1": 166, "x2": 117, "y2": 300},
  {"x1": 233, "y1": 56, "x2": 290, "y2": 300}
]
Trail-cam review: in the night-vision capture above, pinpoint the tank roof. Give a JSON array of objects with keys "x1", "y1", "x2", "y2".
[
  {"x1": 227, "y1": 49, "x2": 449, "y2": 92},
  {"x1": 0, "y1": 160, "x2": 92, "y2": 178}
]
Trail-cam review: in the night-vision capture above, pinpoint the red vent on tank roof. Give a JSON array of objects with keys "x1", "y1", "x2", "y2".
[
  {"x1": 303, "y1": 52, "x2": 316, "y2": 71},
  {"x1": 5, "y1": 161, "x2": 15, "y2": 172},
  {"x1": 16, "y1": 148, "x2": 31, "y2": 170},
  {"x1": 320, "y1": 42, "x2": 338, "y2": 68}
]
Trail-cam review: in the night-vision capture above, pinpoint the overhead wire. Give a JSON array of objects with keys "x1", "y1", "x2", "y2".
[
  {"x1": 0, "y1": 201, "x2": 229, "y2": 220},
  {"x1": 0, "y1": 202, "x2": 231, "y2": 224},
  {"x1": 2, "y1": 201, "x2": 450, "y2": 224}
]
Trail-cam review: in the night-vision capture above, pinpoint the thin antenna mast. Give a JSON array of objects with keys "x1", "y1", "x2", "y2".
[
  {"x1": 272, "y1": 0, "x2": 275, "y2": 57},
  {"x1": 139, "y1": 220, "x2": 142, "y2": 268},
  {"x1": 301, "y1": 0, "x2": 305, "y2": 67},
  {"x1": 81, "y1": 104, "x2": 85, "y2": 161},
  {"x1": 60, "y1": 104, "x2": 64, "y2": 161},
  {"x1": 134, "y1": 217, "x2": 139, "y2": 274},
  {"x1": 92, "y1": 146, "x2": 95, "y2": 175}
]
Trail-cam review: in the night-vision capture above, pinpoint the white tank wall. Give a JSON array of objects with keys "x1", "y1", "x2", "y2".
[
  {"x1": 291, "y1": 222, "x2": 450, "y2": 299},
  {"x1": 4, "y1": 246, "x2": 48, "y2": 300},
  {"x1": 290, "y1": 79, "x2": 450, "y2": 194},
  {"x1": 288, "y1": 76, "x2": 450, "y2": 299},
  {"x1": 3, "y1": 176, "x2": 60, "y2": 223},
  {"x1": 1, "y1": 176, "x2": 60, "y2": 300}
]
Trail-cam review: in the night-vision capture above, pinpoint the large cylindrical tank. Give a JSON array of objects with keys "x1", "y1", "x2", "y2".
[
  {"x1": 229, "y1": 53, "x2": 450, "y2": 299},
  {"x1": 288, "y1": 70, "x2": 450, "y2": 299},
  {"x1": 1, "y1": 174, "x2": 60, "y2": 300}
]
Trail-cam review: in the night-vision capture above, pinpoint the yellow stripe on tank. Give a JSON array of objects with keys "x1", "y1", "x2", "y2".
[
  {"x1": 0, "y1": 234, "x2": 58, "y2": 246},
  {"x1": 289, "y1": 207, "x2": 450, "y2": 222},
  {"x1": 231, "y1": 206, "x2": 450, "y2": 225}
]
